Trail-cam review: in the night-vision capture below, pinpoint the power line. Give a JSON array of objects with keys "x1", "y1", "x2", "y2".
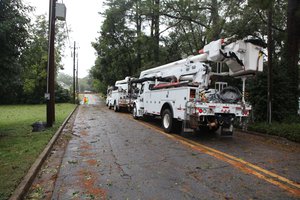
[{"x1": 64, "y1": 20, "x2": 72, "y2": 51}]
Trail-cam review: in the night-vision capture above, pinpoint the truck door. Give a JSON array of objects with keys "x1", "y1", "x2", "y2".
[{"x1": 138, "y1": 83, "x2": 145, "y2": 109}]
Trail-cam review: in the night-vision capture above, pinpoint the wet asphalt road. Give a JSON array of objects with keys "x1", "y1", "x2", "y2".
[{"x1": 52, "y1": 94, "x2": 300, "y2": 199}]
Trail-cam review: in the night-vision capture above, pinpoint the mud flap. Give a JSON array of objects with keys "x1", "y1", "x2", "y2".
[
  {"x1": 182, "y1": 120, "x2": 195, "y2": 135},
  {"x1": 220, "y1": 124, "x2": 233, "y2": 136}
]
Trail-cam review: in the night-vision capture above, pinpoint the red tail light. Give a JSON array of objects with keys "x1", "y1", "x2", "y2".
[{"x1": 197, "y1": 108, "x2": 203, "y2": 113}]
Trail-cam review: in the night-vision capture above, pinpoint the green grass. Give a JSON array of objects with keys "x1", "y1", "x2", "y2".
[
  {"x1": 248, "y1": 122, "x2": 300, "y2": 142},
  {"x1": 0, "y1": 103, "x2": 76, "y2": 200}
]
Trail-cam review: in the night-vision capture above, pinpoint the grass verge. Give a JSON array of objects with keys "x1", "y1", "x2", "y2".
[
  {"x1": 0, "y1": 103, "x2": 76, "y2": 200},
  {"x1": 248, "y1": 122, "x2": 300, "y2": 142}
]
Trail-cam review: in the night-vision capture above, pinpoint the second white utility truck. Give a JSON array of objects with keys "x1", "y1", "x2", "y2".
[
  {"x1": 132, "y1": 37, "x2": 264, "y2": 135},
  {"x1": 108, "y1": 77, "x2": 136, "y2": 112}
]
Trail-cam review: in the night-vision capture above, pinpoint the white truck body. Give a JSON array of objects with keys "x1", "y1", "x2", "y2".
[
  {"x1": 108, "y1": 77, "x2": 135, "y2": 112},
  {"x1": 106, "y1": 86, "x2": 113, "y2": 106},
  {"x1": 132, "y1": 37, "x2": 263, "y2": 135},
  {"x1": 136, "y1": 85, "x2": 191, "y2": 119}
]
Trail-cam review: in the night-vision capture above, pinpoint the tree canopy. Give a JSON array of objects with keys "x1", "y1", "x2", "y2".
[
  {"x1": 91, "y1": 0, "x2": 299, "y2": 121},
  {"x1": 19, "y1": 15, "x2": 67, "y2": 104},
  {"x1": 0, "y1": 0, "x2": 30, "y2": 103},
  {"x1": 0, "y1": 0, "x2": 68, "y2": 104}
]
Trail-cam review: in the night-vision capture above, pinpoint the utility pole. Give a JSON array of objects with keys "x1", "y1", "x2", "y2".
[
  {"x1": 46, "y1": 0, "x2": 56, "y2": 127},
  {"x1": 76, "y1": 52, "x2": 79, "y2": 99},
  {"x1": 73, "y1": 41, "x2": 76, "y2": 104}
]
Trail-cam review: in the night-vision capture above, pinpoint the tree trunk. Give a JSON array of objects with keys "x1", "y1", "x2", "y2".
[
  {"x1": 153, "y1": 0, "x2": 160, "y2": 63},
  {"x1": 286, "y1": 0, "x2": 300, "y2": 116},
  {"x1": 181, "y1": 25, "x2": 194, "y2": 55},
  {"x1": 208, "y1": 0, "x2": 220, "y2": 41},
  {"x1": 189, "y1": 21, "x2": 199, "y2": 51},
  {"x1": 267, "y1": 5, "x2": 273, "y2": 124},
  {"x1": 135, "y1": 0, "x2": 142, "y2": 72}
]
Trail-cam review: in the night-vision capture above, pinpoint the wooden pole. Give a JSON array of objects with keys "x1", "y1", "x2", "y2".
[{"x1": 46, "y1": 0, "x2": 56, "y2": 127}]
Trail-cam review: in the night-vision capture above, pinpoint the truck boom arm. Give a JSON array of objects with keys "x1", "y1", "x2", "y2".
[{"x1": 140, "y1": 38, "x2": 264, "y2": 83}]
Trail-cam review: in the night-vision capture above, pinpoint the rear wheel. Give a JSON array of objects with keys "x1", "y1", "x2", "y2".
[{"x1": 162, "y1": 109, "x2": 173, "y2": 133}]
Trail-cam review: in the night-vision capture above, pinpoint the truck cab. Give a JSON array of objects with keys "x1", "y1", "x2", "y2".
[{"x1": 106, "y1": 86, "x2": 113, "y2": 107}]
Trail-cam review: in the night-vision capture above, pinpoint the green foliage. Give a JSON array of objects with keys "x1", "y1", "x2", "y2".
[
  {"x1": 248, "y1": 72, "x2": 268, "y2": 122},
  {"x1": 19, "y1": 15, "x2": 67, "y2": 104},
  {"x1": 0, "y1": 104, "x2": 76, "y2": 200},
  {"x1": 19, "y1": 16, "x2": 48, "y2": 103},
  {"x1": 57, "y1": 72, "x2": 73, "y2": 88},
  {"x1": 92, "y1": 79, "x2": 107, "y2": 94},
  {"x1": 248, "y1": 121, "x2": 300, "y2": 142},
  {"x1": 78, "y1": 76, "x2": 94, "y2": 92},
  {"x1": 0, "y1": 0, "x2": 30, "y2": 103},
  {"x1": 284, "y1": 0, "x2": 300, "y2": 116},
  {"x1": 91, "y1": 0, "x2": 135, "y2": 88},
  {"x1": 55, "y1": 84, "x2": 71, "y2": 103},
  {"x1": 57, "y1": 72, "x2": 98, "y2": 95}
]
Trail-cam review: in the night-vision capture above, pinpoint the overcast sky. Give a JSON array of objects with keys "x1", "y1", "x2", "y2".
[{"x1": 24, "y1": 0, "x2": 105, "y2": 78}]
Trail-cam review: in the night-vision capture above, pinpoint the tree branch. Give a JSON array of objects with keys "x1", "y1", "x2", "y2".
[
  {"x1": 158, "y1": 19, "x2": 182, "y2": 35},
  {"x1": 161, "y1": 13, "x2": 209, "y2": 29},
  {"x1": 257, "y1": 10, "x2": 285, "y2": 32}
]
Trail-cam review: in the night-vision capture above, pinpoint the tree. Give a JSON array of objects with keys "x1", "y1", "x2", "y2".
[
  {"x1": 20, "y1": 15, "x2": 67, "y2": 103},
  {"x1": 0, "y1": 0, "x2": 30, "y2": 103},
  {"x1": 91, "y1": 0, "x2": 136, "y2": 92},
  {"x1": 284, "y1": 0, "x2": 300, "y2": 116},
  {"x1": 153, "y1": 0, "x2": 160, "y2": 62},
  {"x1": 222, "y1": 0, "x2": 290, "y2": 122}
]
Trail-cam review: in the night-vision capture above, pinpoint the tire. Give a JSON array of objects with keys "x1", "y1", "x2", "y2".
[
  {"x1": 114, "y1": 102, "x2": 119, "y2": 112},
  {"x1": 162, "y1": 109, "x2": 173, "y2": 133},
  {"x1": 132, "y1": 104, "x2": 138, "y2": 119}
]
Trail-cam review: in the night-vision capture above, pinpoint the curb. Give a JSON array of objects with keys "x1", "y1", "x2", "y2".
[{"x1": 9, "y1": 105, "x2": 79, "y2": 200}]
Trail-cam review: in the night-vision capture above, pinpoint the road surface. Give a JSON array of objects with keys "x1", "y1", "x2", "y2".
[{"x1": 28, "y1": 94, "x2": 300, "y2": 199}]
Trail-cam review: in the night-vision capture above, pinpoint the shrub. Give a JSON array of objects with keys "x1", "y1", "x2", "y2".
[{"x1": 248, "y1": 122, "x2": 300, "y2": 142}]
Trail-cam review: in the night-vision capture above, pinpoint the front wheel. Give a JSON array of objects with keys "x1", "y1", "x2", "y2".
[
  {"x1": 162, "y1": 109, "x2": 173, "y2": 133},
  {"x1": 114, "y1": 103, "x2": 119, "y2": 112}
]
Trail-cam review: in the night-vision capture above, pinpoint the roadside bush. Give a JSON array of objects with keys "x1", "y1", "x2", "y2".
[
  {"x1": 55, "y1": 84, "x2": 71, "y2": 103},
  {"x1": 248, "y1": 122, "x2": 300, "y2": 142}
]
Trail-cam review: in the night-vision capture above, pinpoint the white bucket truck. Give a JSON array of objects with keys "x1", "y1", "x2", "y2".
[
  {"x1": 108, "y1": 76, "x2": 136, "y2": 112},
  {"x1": 131, "y1": 37, "x2": 264, "y2": 135}
]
